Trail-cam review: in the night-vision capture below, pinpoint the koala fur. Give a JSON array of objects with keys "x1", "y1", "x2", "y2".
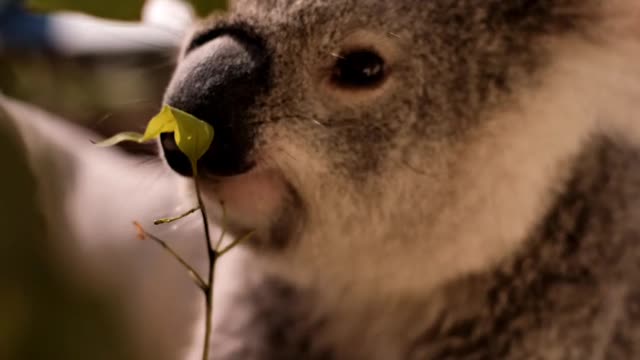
[{"x1": 160, "y1": 1, "x2": 640, "y2": 359}]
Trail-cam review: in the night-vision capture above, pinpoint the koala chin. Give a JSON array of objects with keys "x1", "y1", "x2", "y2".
[{"x1": 160, "y1": 1, "x2": 640, "y2": 359}]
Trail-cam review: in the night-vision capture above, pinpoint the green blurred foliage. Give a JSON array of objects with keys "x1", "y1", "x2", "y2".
[
  {"x1": 27, "y1": 0, "x2": 147, "y2": 20},
  {"x1": 27, "y1": 0, "x2": 227, "y2": 20},
  {"x1": 190, "y1": 0, "x2": 227, "y2": 17},
  {"x1": 0, "y1": 54, "x2": 174, "y2": 157}
]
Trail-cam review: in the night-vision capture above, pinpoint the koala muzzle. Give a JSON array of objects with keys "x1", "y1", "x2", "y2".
[{"x1": 161, "y1": 29, "x2": 270, "y2": 177}]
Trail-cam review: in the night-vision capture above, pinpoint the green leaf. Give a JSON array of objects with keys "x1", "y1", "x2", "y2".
[
  {"x1": 94, "y1": 132, "x2": 145, "y2": 147},
  {"x1": 170, "y1": 106, "x2": 214, "y2": 175},
  {"x1": 94, "y1": 105, "x2": 214, "y2": 174},
  {"x1": 141, "y1": 105, "x2": 178, "y2": 142}
]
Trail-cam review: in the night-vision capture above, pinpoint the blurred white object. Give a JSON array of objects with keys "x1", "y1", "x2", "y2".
[
  {"x1": 142, "y1": 0, "x2": 195, "y2": 33},
  {"x1": 0, "y1": 0, "x2": 196, "y2": 56}
]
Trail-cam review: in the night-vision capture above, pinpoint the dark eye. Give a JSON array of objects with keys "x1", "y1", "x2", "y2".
[{"x1": 331, "y1": 50, "x2": 388, "y2": 89}]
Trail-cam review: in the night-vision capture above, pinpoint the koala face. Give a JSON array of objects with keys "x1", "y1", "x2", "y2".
[{"x1": 160, "y1": 0, "x2": 640, "y2": 297}]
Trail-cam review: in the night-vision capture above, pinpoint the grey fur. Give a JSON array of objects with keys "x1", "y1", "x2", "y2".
[
  {"x1": 163, "y1": 1, "x2": 640, "y2": 359},
  {"x1": 215, "y1": 136, "x2": 640, "y2": 360}
]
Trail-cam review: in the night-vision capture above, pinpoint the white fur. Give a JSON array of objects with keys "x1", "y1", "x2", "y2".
[
  {"x1": 250, "y1": 31, "x2": 640, "y2": 300},
  {"x1": 178, "y1": 4, "x2": 640, "y2": 357}
]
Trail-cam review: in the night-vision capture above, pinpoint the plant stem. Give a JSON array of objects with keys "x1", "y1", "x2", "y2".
[
  {"x1": 139, "y1": 177, "x2": 250, "y2": 360},
  {"x1": 153, "y1": 207, "x2": 200, "y2": 225},
  {"x1": 132, "y1": 222, "x2": 206, "y2": 291},
  {"x1": 194, "y1": 177, "x2": 216, "y2": 360},
  {"x1": 194, "y1": 178, "x2": 214, "y2": 255},
  {"x1": 218, "y1": 230, "x2": 255, "y2": 257},
  {"x1": 214, "y1": 205, "x2": 227, "y2": 252},
  {"x1": 203, "y1": 250, "x2": 216, "y2": 360}
]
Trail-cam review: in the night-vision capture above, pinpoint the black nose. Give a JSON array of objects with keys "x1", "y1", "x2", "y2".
[{"x1": 161, "y1": 29, "x2": 270, "y2": 177}]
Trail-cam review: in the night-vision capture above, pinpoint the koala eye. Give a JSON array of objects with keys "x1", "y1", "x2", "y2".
[{"x1": 330, "y1": 50, "x2": 388, "y2": 89}]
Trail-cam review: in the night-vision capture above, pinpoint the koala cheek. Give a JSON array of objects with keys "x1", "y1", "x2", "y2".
[{"x1": 204, "y1": 170, "x2": 288, "y2": 230}]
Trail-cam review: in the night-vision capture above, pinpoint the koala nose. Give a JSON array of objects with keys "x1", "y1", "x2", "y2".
[{"x1": 161, "y1": 30, "x2": 270, "y2": 177}]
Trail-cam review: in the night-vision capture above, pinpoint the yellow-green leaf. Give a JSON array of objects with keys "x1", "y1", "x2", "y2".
[
  {"x1": 94, "y1": 131, "x2": 145, "y2": 147},
  {"x1": 94, "y1": 105, "x2": 214, "y2": 175},
  {"x1": 170, "y1": 106, "x2": 215, "y2": 174},
  {"x1": 141, "y1": 105, "x2": 178, "y2": 142}
]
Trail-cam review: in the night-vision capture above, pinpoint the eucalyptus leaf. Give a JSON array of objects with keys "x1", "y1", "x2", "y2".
[
  {"x1": 170, "y1": 106, "x2": 214, "y2": 174},
  {"x1": 94, "y1": 105, "x2": 214, "y2": 175},
  {"x1": 141, "y1": 105, "x2": 178, "y2": 142},
  {"x1": 94, "y1": 132, "x2": 145, "y2": 147}
]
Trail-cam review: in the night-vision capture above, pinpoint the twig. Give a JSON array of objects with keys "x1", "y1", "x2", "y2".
[
  {"x1": 194, "y1": 177, "x2": 216, "y2": 360},
  {"x1": 194, "y1": 178, "x2": 214, "y2": 255},
  {"x1": 153, "y1": 207, "x2": 200, "y2": 225},
  {"x1": 218, "y1": 230, "x2": 255, "y2": 257},
  {"x1": 214, "y1": 205, "x2": 227, "y2": 251},
  {"x1": 136, "y1": 178, "x2": 249, "y2": 360},
  {"x1": 132, "y1": 221, "x2": 207, "y2": 291}
]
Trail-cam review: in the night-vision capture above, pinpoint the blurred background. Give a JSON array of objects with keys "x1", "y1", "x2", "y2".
[
  {"x1": 0, "y1": 1, "x2": 225, "y2": 359},
  {"x1": 2, "y1": 0, "x2": 225, "y2": 153}
]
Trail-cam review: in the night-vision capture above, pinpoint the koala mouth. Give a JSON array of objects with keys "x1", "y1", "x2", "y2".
[
  {"x1": 199, "y1": 165, "x2": 303, "y2": 250},
  {"x1": 160, "y1": 125, "x2": 301, "y2": 249},
  {"x1": 158, "y1": 27, "x2": 297, "y2": 247}
]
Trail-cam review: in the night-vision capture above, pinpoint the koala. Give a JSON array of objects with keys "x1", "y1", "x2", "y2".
[{"x1": 157, "y1": 1, "x2": 640, "y2": 359}]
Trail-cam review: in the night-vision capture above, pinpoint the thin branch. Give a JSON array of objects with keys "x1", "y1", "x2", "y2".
[
  {"x1": 203, "y1": 253, "x2": 216, "y2": 360},
  {"x1": 218, "y1": 230, "x2": 255, "y2": 258},
  {"x1": 154, "y1": 207, "x2": 200, "y2": 225},
  {"x1": 193, "y1": 177, "x2": 216, "y2": 360},
  {"x1": 214, "y1": 204, "x2": 227, "y2": 252},
  {"x1": 194, "y1": 178, "x2": 214, "y2": 258},
  {"x1": 133, "y1": 222, "x2": 207, "y2": 291}
]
